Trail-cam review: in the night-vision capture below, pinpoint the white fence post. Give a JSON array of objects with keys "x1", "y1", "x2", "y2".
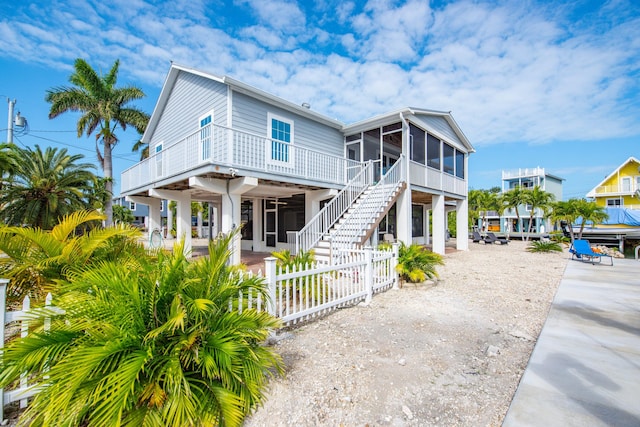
[
  {"x1": 19, "y1": 295, "x2": 30, "y2": 409},
  {"x1": 392, "y1": 243, "x2": 400, "y2": 289},
  {"x1": 0, "y1": 278, "x2": 7, "y2": 422},
  {"x1": 264, "y1": 257, "x2": 277, "y2": 316},
  {"x1": 364, "y1": 247, "x2": 373, "y2": 303}
]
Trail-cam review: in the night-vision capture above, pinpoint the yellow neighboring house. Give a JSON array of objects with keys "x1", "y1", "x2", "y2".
[{"x1": 586, "y1": 157, "x2": 640, "y2": 210}]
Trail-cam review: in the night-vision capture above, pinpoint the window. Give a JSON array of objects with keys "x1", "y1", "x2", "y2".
[
  {"x1": 607, "y1": 198, "x2": 622, "y2": 207},
  {"x1": 426, "y1": 133, "x2": 440, "y2": 169},
  {"x1": 443, "y1": 143, "x2": 454, "y2": 175},
  {"x1": 268, "y1": 114, "x2": 292, "y2": 163},
  {"x1": 455, "y1": 150, "x2": 464, "y2": 179},
  {"x1": 155, "y1": 143, "x2": 163, "y2": 177},
  {"x1": 636, "y1": 176, "x2": 640, "y2": 191},
  {"x1": 129, "y1": 202, "x2": 136, "y2": 210},
  {"x1": 412, "y1": 204, "x2": 424, "y2": 237},
  {"x1": 409, "y1": 124, "x2": 425, "y2": 164},
  {"x1": 621, "y1": 177, "x2": 631, "y2": 192},
  {"x1": 199, "y1": 111, "x2": 213, "y2": 162}
]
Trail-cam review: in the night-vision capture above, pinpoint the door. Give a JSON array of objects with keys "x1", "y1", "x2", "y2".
[
  {"x1": 199, "y1": 111, "x2": 213, "y2": 163},
  {"x1": 264, "y1": 200, "x2": 277, "y2": 248}
]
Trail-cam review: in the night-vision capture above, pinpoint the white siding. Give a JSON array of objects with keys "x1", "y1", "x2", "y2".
[
  {"x1": 148, "y1": 72, "x2": 228, "y2": 148},
  {"x1": 232, "y1": 92, "x2": 344, "y2": 157}
]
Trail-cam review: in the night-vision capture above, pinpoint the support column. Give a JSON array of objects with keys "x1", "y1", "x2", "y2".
[
  {"x1": 196, "y1": 204, "x2": 203, "y2": 238},
  {"x1": 189, "y1": 176, "x2": 258, "y2": 265},
  {"x1": 126, "y1": 195, "x2": 161, "y2": 235},
  {"x1": 252, "y1": 198, "x2": 261, "y2": 252},
  {"x1": 425, "y1": 209, "x2": 430, "y2": 246},
  {"x1": 166, "y1": 202, "x2": 174, "y2": 240},
  {"x1": 432, "y1": 194, "x2": 446, "y2": 255},
  {"x1": 396, "y1": 189, "x2": 412, "y2": 245},
  {"x1": 456, "y1": 198, "x2": 469, "y2": 251},
  {"x1": 150, "y1": 189, "x2": 192, "y2": 255}
]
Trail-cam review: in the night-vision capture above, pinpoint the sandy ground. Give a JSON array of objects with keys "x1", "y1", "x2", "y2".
[{"x1": 244, "y1": 240, "x2": 568, "y2": 427}]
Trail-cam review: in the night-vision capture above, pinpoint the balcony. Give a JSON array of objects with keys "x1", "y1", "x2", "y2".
[
  {"x1": 592, "y1": 182, "x2": 640, "y2": 196},
  {"x1": 121, "y1": 123, "x2": 361, "y2": 194},
  {"x1": 502, "y1": 167, "x2": 546, "y2": 180}
]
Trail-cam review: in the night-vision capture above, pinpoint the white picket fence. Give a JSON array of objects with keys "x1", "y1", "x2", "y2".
[
  {"x1": 0, "y1": 279, "x2": 62, "y2": 421},
  {"x1": 0, "y1": 246, "x2": 398, "y2": 420}
]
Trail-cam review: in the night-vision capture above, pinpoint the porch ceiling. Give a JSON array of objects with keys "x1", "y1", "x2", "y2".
[{"x1": 126, "y1": 171, "x2": 326, "y2": 202}]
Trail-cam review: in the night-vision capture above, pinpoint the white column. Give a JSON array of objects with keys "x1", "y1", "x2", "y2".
[
  {"x1": 396, "y1": 189, "x2": 412, "y2": 245},
  {"x1": 126, "y1": 195, "x2": 161, "y2": 234},
  {"x1": 166, "y1": 201, "x2": 174, "y2": 240},
  {"x1": 252, "y1": 198, "x2": 261, "y2": 252},
  {"x1": 150, "y1": 189, "x2": 192, "y2": 255},
  {"x1": 196, "y1": 205, "x2": 203, "y2": 238},
  {"x1": 189, "y1": 176, "x2": 258, "y2": 265},
  {"x1": 456, "y1": 198, "x2": 469, "y2": 251},
  {"x1": 425, "y1": 209, "x2": 430, "y2": 246},
  {"x1": 432, "y1": 194, "x2": 446, "y2": 255}
]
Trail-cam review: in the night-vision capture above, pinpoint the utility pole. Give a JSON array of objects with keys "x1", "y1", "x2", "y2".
[{"x1": 6, "y1": 98, "x2": 15, "y2": 143}]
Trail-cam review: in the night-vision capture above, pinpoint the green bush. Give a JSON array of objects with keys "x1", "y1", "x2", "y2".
[
  {"x1": 0, "y1": 231, "x2": 283, "y2": 427},
  {"x1": 527, "y1": 240, "x2": 563, "y2": 253},
  {"x1": 396, "y1": 242, "x2": 444, "y2": 284}
]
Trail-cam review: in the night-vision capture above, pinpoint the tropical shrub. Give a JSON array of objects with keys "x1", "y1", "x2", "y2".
[
  {"x1": 271, "y1": 249, "x2": 322, "y2": 302},
  {"x1": 527, "y1": 240, "x2": 563, "y2": 253},
  {"x1": 271, "y1": 249, "x2": 315, "y2": 271},
  {"x1": 396, "y1": 242, "x2": 444, "y2": 284},
  {"x1": 0, "y1": 232, "x2": 283, "y2": 427},
  {"x1": 0, "y1": 210, "x2": 143, "y2": 304}
]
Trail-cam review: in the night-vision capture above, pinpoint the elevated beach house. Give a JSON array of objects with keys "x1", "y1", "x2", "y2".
[
  {"x1": 586, "y1": 157, "x2": 640, "y2": 210},
  {"x1": 120, "y1": 64, "x2": 475, "y2": 263}
]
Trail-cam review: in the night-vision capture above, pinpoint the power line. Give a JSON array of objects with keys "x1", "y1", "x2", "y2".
[{"x1": 20, "y1": 133, "x2": 140, "y2": 163}]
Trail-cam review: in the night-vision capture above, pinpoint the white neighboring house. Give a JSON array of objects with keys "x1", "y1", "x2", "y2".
[
  {"x1": 479, "y1": 167, "x2": 563, "y2": 235},
  {"x1": 120, "y1": 63, "x2": 475, "y2": 263}
]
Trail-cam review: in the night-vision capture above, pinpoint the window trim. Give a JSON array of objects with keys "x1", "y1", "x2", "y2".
[
  {"x1": 267, "y1": 113, "x2": 294, "y2": 166},
  {"x1": 154, "y1": 143, "x2": 163, "y2": 178},
  {"x1": 199, "y1": 110, "x2": 214, "y2": 163}
]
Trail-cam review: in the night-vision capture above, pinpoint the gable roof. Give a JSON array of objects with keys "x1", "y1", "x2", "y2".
[
  {"x1": 343, "y1": 107, "x2": 474, "y2": 153},
  {"x1": 586, "y1": 156, "x2": 640, "y2": 198},
  {"x1": 142, "y1": 63, "x2": 344, "y2": 143},
  {"x1": 142, "y1": 63, "x2": 474, "y2": 154}
]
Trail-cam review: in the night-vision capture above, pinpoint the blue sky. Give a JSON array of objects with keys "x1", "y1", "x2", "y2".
[{"x1": 0, "y1": 0, "x2": 639, "y2": 199}]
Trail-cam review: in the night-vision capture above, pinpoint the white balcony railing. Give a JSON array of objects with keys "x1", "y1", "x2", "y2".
[
  {"x1": 593, "y1": 183, "x2": 640, "y2": 195},
  {"x1": 121, "y1": 123, "x2": 362, "y2": 193},
  {"x1": 502, "y1": 167, "x2": 546, "y2": 180}
]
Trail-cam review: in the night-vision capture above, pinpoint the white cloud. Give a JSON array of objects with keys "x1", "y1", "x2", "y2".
[{"x1": 0, "y1": 0, "x2": 639, "y2": 150}]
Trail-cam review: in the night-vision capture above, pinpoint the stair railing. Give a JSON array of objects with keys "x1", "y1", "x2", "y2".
[
  {"x1": 329, "y1": 155, "x2": 406, "y2": 252},
  {"x1": 295, "y1": 160, "x2": 375, "y2": 254}
]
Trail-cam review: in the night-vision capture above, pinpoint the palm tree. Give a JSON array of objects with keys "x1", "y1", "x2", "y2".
[
  {"x1": 0, "y1": 231, "x2": 283, "y2": 426},
  {"x1": 576, "y1": 199, "x2": 609, "y2": 239},
  {"x1": 0, "y1": 142, "x2": 19, "y2": 189},
  {"x1": 0, "y1": 210, "x2": 142, "y2": 304},
  {"x1": 551, "y1": 199, "x2": 581, "y2": 242},
  {"x1": 523, "y1": 186, "x2": 555, "y2": 241},
  {"x1": 468, "y1": 189, "x2": 500, "y2": 233},
  {"x1": 501, "y1": 186, "x2": 525, "y2": 234},
  {"x1": 0, "y1": 145, "x2": 96, "y2": 229},
  {"x1": 46, "y1": 58, "x2": 150, "y2": 226},
  {"x1": 132, "y1": 138, "x2": 149, "y2": 160}
]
